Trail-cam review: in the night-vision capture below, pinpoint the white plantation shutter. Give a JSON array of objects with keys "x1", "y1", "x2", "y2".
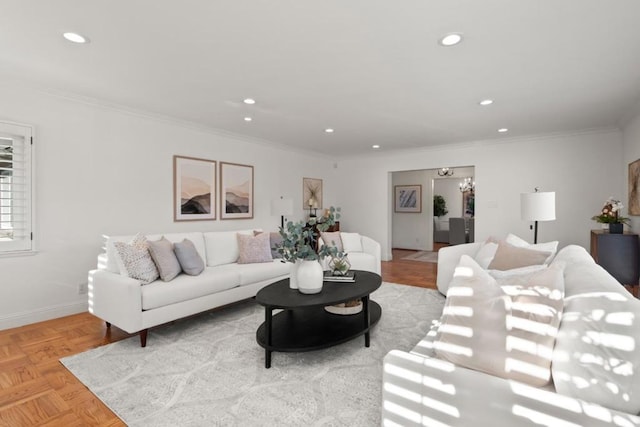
[{"x1": 0, "y1": 122, "x2": 33, "y2": 254}]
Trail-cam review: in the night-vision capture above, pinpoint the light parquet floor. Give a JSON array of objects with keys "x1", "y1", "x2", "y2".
[{"x1": 0, "y1": 249, "x2": 440, "y2": 426}]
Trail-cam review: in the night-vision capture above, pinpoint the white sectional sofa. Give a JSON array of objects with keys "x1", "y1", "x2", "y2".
[
  {"x1": 383, "y1": 242, "x2": 640, "y2": 426},
  {"x1": 88, "y1": 230, "x2": 291, "y2": 346}
]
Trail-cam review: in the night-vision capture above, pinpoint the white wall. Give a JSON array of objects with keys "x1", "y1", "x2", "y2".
[
  {"x1": 0, "y1": 84, "x2": 335, "y2": 329},
  {"x1": 335, "y1": 129, "x2": 623, "y2": 261},
  {"x1": 623, "y1": 110, "x2": 640, "y2": 232}
]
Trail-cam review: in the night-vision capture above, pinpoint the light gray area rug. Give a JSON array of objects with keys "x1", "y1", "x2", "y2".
[
  {"x1": 402, "y1": 251, "x2": 439, "y2": 263},
  {"x1": 61, "y1": 282, "x2": 445, "y2": 426}
]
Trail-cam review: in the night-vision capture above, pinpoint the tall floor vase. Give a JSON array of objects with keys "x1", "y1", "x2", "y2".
[{"x1": 297, "y1": 260, "x2": 323, "y2": 294}]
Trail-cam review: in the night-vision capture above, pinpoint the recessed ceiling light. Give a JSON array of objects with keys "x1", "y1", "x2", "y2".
[
  {"x1": 498, "y1": 128, "x2": 509, "y2": 133},
  {"x1": 243, "y1": 98, "x2": 256, "y2": 105},
  {"x1": 63, "y1": 32, "x2": 89, "y2": 44},
  {"x1": 479, "y1": 99, "x2": 494, "y2": 106},
  {"x1": 325, "y1": 128, "x2": 334, "y2": 133},
  {"x1": 372, "y1": 145, "x2": 381, "y2": 149},
  {"x1": 439, "y1": 33, "x2": 463, "y2": 47},
  {"x1": 244, "y1": 117, "x2": 252, "y2": 122}
]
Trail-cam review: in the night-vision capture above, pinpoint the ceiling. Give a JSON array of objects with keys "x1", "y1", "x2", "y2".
[{"x1": 2, "y1": 1, "x2": 640, "y2": 157}]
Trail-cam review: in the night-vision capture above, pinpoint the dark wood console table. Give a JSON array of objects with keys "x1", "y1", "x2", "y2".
[{"x1": 590, "y1": 229, "x2": 639, "y2": 297}]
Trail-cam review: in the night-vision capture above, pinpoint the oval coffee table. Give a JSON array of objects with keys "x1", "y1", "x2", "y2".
[{"x1": 255, "y1": 270, "x2": 382, "y2": 368}]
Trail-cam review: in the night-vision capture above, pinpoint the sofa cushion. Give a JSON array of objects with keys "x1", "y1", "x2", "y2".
[
  {"x1": 321, "y1": 231, "x2": 343, "y2": 252},
  {"x1": 141, "y1": 267, "x2": 240, "y2": 310},
  {"x1": 237, "y1": 260, "x2": 291, "y2": 286},
  {"x1": 113, "y1": 233, "x2": 159, "y2": 285},
  {"x1": 147, "y1": 237, "x2": 182, "y2": 282},
  {"x1": 434, "y1": 255, "x2": 564, "y2": 387},
  {"x1": 204, "y1": 230, "x2": 255, "y2": 267},
  {"x1": 173, "y1": 238, "x2": 205, "y2": 275},
  {"x1": 487, "y1": 241, "x2": 551, "y2": 271},
  {"x1": 552, "y1": 253, "x2": 640, "y2": 414},
  {"x1": 237, "y1": 232, "x2": 273, "y2": 264},
  {"x1": 341, "y1": 232, "x2": 363, "y2": 252}
]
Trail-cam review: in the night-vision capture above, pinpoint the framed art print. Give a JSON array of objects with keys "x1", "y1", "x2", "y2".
[
  {"x1": 394, "y1": 185, "x2": 422, "y2": 213},
  {"x1": 630, "y1": 158, "x2": 640, "y2": 215},
  {"x1": 220, "y1": 162, "x2": 254, "y2": 219},
  {"x1": 173, "y1": 155, "x2": 216, "y2": 221},
  {"x1": 302, "y1": 177, "x2": 323, "y2": 209}
]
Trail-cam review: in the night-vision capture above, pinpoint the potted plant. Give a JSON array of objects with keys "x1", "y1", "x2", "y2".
[
  {"x1": 592, "y1": 197, "x2": 629, "y2": 234},
  {"x1": 433, "y1": 195, "x2": 448, "y2": 217},
  {"x1": 276, "y1": 206, "x2": 341, "y2": 293}
]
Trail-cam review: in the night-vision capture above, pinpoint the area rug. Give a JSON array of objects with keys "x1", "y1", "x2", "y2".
[
  {"x1": 60, "y1": 282, "x2": 444, "y2": 426},
  {"x1": 401, "y1": 250, "x2": 439, "y2": 263}
]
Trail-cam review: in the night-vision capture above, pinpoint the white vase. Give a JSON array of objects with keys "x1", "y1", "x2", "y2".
[
  {"x1": 297, "y1": 260, "x2": 323, "y2": 294},
  {"x1": 289, "y1": 260, "x2": 301, "y2": 289}
]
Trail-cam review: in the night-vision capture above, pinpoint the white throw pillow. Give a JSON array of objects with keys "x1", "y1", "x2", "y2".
[
  {"x1": 340, "y1": 232, "x2": 363, "y2": 253},
  {"x1": 113, "y1": 233, "x2": 159, "y2": 285},
  {"x1": 473, "y1": 240, "x2": 499, "y2": 269},
  {"x1": 434, "y1": 255, "x2": 565, "y2": 387},
  {"x1": 505, "y1": 233, "x2": 559, "y2": 264}
]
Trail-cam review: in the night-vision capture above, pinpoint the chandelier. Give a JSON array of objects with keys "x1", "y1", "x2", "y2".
[
  {"x1": 438, "y1": 167, "x2": 453, "y2": 176},
  {"x1": 459, "y1": 177, "x2": 475, "y2": 192}
]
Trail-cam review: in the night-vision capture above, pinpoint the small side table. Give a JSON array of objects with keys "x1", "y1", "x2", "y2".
[{"x1": 590, "y1": 230, "x2": 639, "y2": 297}]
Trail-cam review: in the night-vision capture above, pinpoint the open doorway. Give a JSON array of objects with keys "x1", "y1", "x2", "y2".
[{"x1": 433, "y1": 169, "x2": 475, "y2": 247}]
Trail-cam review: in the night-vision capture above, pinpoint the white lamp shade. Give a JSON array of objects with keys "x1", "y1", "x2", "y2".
[
  {"x1": 271, "y1": 197, "x2": 293, "y2": 216},
  {"x1": 521, "y1": 192, "x2": 556, "y2": 221}
]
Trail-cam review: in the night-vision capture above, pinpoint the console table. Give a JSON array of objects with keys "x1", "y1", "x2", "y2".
[{"x1": 590, "y1": 229, "x2": 639, "y2": 297}]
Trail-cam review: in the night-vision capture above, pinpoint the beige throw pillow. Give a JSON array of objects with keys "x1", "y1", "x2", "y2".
[
  {"x1": 434, "y1": 255, "x2": 564, "y2": 387},
  {"x1": 237, "y1": 232, "x2": 273, "y2": 264},
  {"x1": 113, "y1": 233, "x2": 159, "y2": 285},
  {"x1": 321, "y1": 231, "x2": 343, "y2": 252},
  {"x1": 487, "y1": 241, "x2": 552, "y2": 271}
]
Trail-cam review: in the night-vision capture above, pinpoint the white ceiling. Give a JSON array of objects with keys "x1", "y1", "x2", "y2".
[{"x1": 2, "y1": 1, "x2": 640, "y2": 156}]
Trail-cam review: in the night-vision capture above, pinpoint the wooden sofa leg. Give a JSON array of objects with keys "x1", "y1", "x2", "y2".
[
  {"x1": 105, "y1": 321, "x2": 111, "y2": 328},
  {"x1": 140, "y1": 329, "x2": 148, "y2": 347}
]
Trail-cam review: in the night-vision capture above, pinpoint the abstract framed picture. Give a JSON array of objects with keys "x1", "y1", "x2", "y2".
[
  {"x1": 302, "y1": 177, "x2": 323, "y2": 209},
  {"x1": 220, "y1": 162, "x2": 254, "y2": 220},
  {"x1": 630, "y1": 158, "x2": 640, "y2": 215},
  {"x1": 173, "y1": 155, "x2": 216, "y2": 221},
  {"x1": 394, "y1": 185, "x2": 422, "y2": 213}
]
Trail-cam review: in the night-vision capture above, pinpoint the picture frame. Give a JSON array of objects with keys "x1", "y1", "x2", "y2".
[
  {"x1": 630, "y1": 158, "x2": 640, "y2": 215},
  {"x1": 220, "y1": 162, "x2": 254, "y2": 220},
  {"x1": 394, "y1": 185, "x2": 422, "y2": 213},
  {"x1": 302, "y1": 177, "x2": 323, "y2": 210},
  {"x1": 463, "y1": 191, "x2": 475, "y2": 218},
  {"x1": 173, "y1": 155, "x2": 216, "y2": 222}
]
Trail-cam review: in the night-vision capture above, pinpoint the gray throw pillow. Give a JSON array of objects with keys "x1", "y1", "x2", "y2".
[
  {"x1": 270, "y1": 232, "x2": 283, "y2": 259},
  {"x1": 148, "y1": 236, "x2": 182, "y2": 282},
  {"x1": 174, "y1": 238, "x2": 205, "y2": 275}
]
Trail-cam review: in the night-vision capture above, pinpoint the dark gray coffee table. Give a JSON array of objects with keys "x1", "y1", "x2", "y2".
[{"x1": 255, "y1": 270, "x2": 382, "y2": 368}]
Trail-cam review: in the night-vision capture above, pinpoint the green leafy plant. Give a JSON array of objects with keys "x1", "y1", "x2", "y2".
[
  {"x1": 276, "y1": 206, "x2": 342, "y2": 261},
  {"x1": 433, "y1": 195, "x2": 448, "y2": 217}
]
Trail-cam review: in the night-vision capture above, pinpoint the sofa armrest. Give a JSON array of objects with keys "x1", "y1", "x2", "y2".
[
  {"x1": 435, "y1": 242, "x2": 482, "y2": 295},
  {"x1": 361, "y1": 236, "x2": 382, "y2": 275},
  {"x1": 382, "y1": 350, "x2": 640, "y2": 427},
  {"x1": 88, "y1": 269, "x2": 143, "y2": 333}
]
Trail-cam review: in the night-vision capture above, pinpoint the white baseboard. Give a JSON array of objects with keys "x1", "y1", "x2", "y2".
[{"x1": 0, "y1": 301, "x2": 88, "y2": 331}]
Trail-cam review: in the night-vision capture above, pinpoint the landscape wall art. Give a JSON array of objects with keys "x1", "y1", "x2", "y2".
[
  {"x1": 173, "y1": 155, "x2": 216, "y2": 221},
  {"x1": 220, "y1": 162, "x2": 254, "y2": 219}
]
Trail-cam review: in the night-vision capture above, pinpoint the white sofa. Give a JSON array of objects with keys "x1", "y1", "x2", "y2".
[
  {"x1": 88, "y1": 230, "x2": 291, "y2": 347},
  {"x1": 382, "y1": 242, "x2": 640, "y2": 426},
  {"x1": 317, "y1": 232, "x2": 381, "y2": 275}
]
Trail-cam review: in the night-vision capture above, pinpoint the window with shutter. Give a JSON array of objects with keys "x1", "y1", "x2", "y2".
[{"x1": 0, "y1": 121, "x2": 33, "y2": 254}]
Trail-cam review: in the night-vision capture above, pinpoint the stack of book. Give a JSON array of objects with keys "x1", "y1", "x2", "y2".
[{"x1": 323, "y1": 270, "x2": 356, "y2": 283}]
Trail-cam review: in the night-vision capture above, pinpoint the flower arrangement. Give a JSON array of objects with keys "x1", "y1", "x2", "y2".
[{"x1": 592, "y1": 197, "x2": 629, "y2": 225}]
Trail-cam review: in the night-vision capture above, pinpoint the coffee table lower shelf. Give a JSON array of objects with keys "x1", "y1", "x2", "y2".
[{"x1": 256, "y1": 301, "x2": 381, "y2": 366}]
